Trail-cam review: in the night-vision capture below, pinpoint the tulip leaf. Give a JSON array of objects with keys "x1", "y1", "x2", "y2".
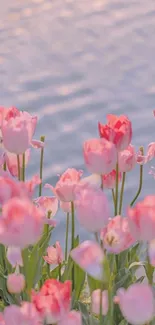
[
  {"x1": 73, "y1": 263, "x2": 85, "y2": 302},
  {"x1": 87, "y1": 274, "x2": 102, "y2": 293}
]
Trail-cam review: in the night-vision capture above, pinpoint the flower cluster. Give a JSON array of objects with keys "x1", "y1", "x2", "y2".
[{"x1": 0, "y1": 107, "x2": 155, "y2": 325}]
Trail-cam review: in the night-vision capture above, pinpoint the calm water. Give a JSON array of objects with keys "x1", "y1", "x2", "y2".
[{"x1": 1, "y1": 0, "x2": 155, "y2": 243}]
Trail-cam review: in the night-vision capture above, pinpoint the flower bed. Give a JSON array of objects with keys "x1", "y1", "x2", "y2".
[{"x1": 0, "y1": 107, "x2": 155, "y2": 324}]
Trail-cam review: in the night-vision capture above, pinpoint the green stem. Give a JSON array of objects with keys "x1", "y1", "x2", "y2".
[
  {"x1": 118, "y1": 172, "x2": 126, "y2": 215},
  {"x1": 71, "y1": 201, "x2": 75, "y2": 290},
  {"x1": 17, "y1": 154, "x2": 21, "y2": 181},
  {"x1": 22, "y1": 153, "x2": 25, "y2": 182},
  {"x1": 112, "y1": 189, "x2": 115, "y2": 206},
  {"x1": 59, "y1": 263, "x2": 61, "y2": 281},
  {"x1": 114, "y1": 161, "x2": 119, "y2": 215},
  {"x1": 101, "y1": 175, "x2": 104, "y2": 190},
  {"x1": 130, "y1": 147, "x2": 144, "y2": 207},
  {"x1": 3, "y1": 161, "x2": 7, "y2": 171},
  {"x1": 39, "y1": 135, "x2": 45, "y2": 197},
  {"x1": 65, "y1": 213, "x2": 69, "y2": 261}
]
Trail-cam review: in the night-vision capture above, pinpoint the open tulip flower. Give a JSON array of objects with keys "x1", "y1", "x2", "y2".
[{"x1": 0, "y1": 107, "x2": 155, "y2": 325}]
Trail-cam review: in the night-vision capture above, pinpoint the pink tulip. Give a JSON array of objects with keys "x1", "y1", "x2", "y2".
[
  {"x1": 127, "y1": 195, "x2": 155, "y2": 241},
  {"x1": 1, "y1": 111, "x2": 37, "y2": 154},
  {"x1": 74, "y1": 184, "x2": 109, "y2": 232},
  {"x1": 45, "y1": 168, "x2": 83, "y2": 202},
  {"x1": 60, "y1": 201, "x2": 71, "y2": 213},
  {"x1": 91, "y1": 289, "x2": 109, "y2": 315},
  {"x1": 101, "y1": 216, "x2": 135, "y2": 254},
  {"x1": 5, "y1": 149, "x2": 30, "y2": 177},
  {"x1": 83, "y1": 138, "x2": 117, "y2": 174},
  {"x1": 32, "y1": 279, "x2": 71, "y2": 324},
  {"x1": 118, "y1": 144, "x2": 136, "y2": 172},
  {"x1": 3, "y1": 303, "x2": 41, "y2": 325},
  {"x1": 43, "y1": 241, "x2": 63, "y2": 265},
  {"x1": 116, "y1": 284, "x2": 154, "y2": 325},
  {"x1": 98, "y1": 114, "x2": 132, "y2": 151},
  {"x1": 7, "y1": 273, "x2": 25, "y2": 293},
  {"x1": 70, "y1": 240, "x2": 104, "y2": 280},
  {"x1": 137, "y1": 143, "x2": 155, "y2": 165},
  {"x1": 58, "y1": 311, "x2": 82, "y2": 325},
  {"x1": 34, "y1": 196, "x2": 58, "y2": 216},
  {"x1": 0, "y1": 197, "x2": 44, "y2": 248},
  {"x1": 102, "y1": 169, "x2": 122, "y2": 189}
]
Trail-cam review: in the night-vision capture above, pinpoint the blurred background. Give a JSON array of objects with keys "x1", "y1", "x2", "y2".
[{"x1": 0, "y1": 0, "x2": 155, "y2": 243}]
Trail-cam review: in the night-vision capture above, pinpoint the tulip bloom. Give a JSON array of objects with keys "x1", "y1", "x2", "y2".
[
  {"x1": 118, "y1": 144, "x2": 136, "y2": 172},
  {"x1": 34, "y1": 196, "x2": 58, "y2": 216},
  {"x1": 7, "y1": 273, "x2": 25, "y2": 294},
  {"x1": 32, "y1": 279, "x2": 71, "y2": 324},
  {"x1": 43, "y1": 241, "x2": 63, "y2": 265},
  {"x1": 91, "y1": 289, "x2": 108, "y2": 315},
  {"x1": 98, "y1": 114, "x2": 132, "y2": 151},
  {"x1": 1, "y1": 111, "x2": 37, "y2": 154},
  {"x1": 83, "y1": 139, "x2": 117, "y2": 174},
  {"x1": 127, "y1": 195, "x2": 155, "y2": 241},
  {"x1": 116, "y1": 284, "x2": 154, "y2": 325},
  {"x1": 102, "y1": 169, "x2": 122, "y2": 189},
  {"x1": 0, "y1": 198, "x2": 44, "y2": 248},
  {"x1": 45, "y1": 168, "x2": 83, "y2": 202},
  {"x1": 101, "y1": 215, "x2": 134, "y2": 254},
  {"x1": 83, "y1": 138, "x2": 117, "y2": 175},
  {"x1": 70, "y1": 240, "x2": 104, "y2": 280},
  {"x1": 74, "y1": 184, "x2": 109, "y2": 232}
]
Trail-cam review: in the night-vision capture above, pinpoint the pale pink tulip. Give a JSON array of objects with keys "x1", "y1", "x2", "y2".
[
  {"x1": 34, "y1": 196, "x2": 58, "y2": 216},
  {"x1": 118, "y1": 144, "x2": 136, "y2": 172},
  {"x1": 102, "y1": 169, "x2": 122, "y2": 189},
  {"x1": 83, "y1": 138, "x2": 117, "y2": 174},
  {"x1": 116, "y1": 284, "x2": 154, "y2": 325},
  {"x1": 127, "y1": 195, "x2": 155, "y2": 241},
  {"x1": 7, "y1": 247, "x2": 23, "y2": 267},
  {"x1": 91, "y1": 289, "x2": 108, "y2": 315},
  {"x1": 45, "y1": 168, "x2": 83, "y2": 202},
  {"x1": 58, "y1": 311, "x2": 82, "y2": 325},
  {"x1": 32, "y1": 279, "x2": 71, "y2": 324},
  {"x1": 31, "y1": 139, "x2": 45, "y2": 149},
  {"x1": 137, "y1": 143, "x2": 155, "y2": 165},
  {"x1": 70, "y1": 240, "x2": 104, "y2": 280},
  {"x1": 101, "y1": 216, "x2": 135, "y2": 254},
  {"x1": 1, "y1": 111, "x2": 37, "y2": 154},
  {"x1": 3, "y1": 303, "x2": 41, "y2": 325},
  {"x1": 99, "y1": 114, "x2": 132, "y2": 151},
  {"x1": 60, "y1": 201, "x2": 71, "y2": 213},
  {"x1": 7, "y1": 273, "x2": 25, "y2": 293},
  {"x1": 74, "y1": 184, "x2": 109, "y2": 232},
  {"x1": 0, "y1": 197, "x2": 44, "y2": 248},
  {"x1": 43, "y1": 241, "x2": 63, "y2": 265},
  {"x1": 5, "y1": 149, "x2": 30, "y2": 177}
]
